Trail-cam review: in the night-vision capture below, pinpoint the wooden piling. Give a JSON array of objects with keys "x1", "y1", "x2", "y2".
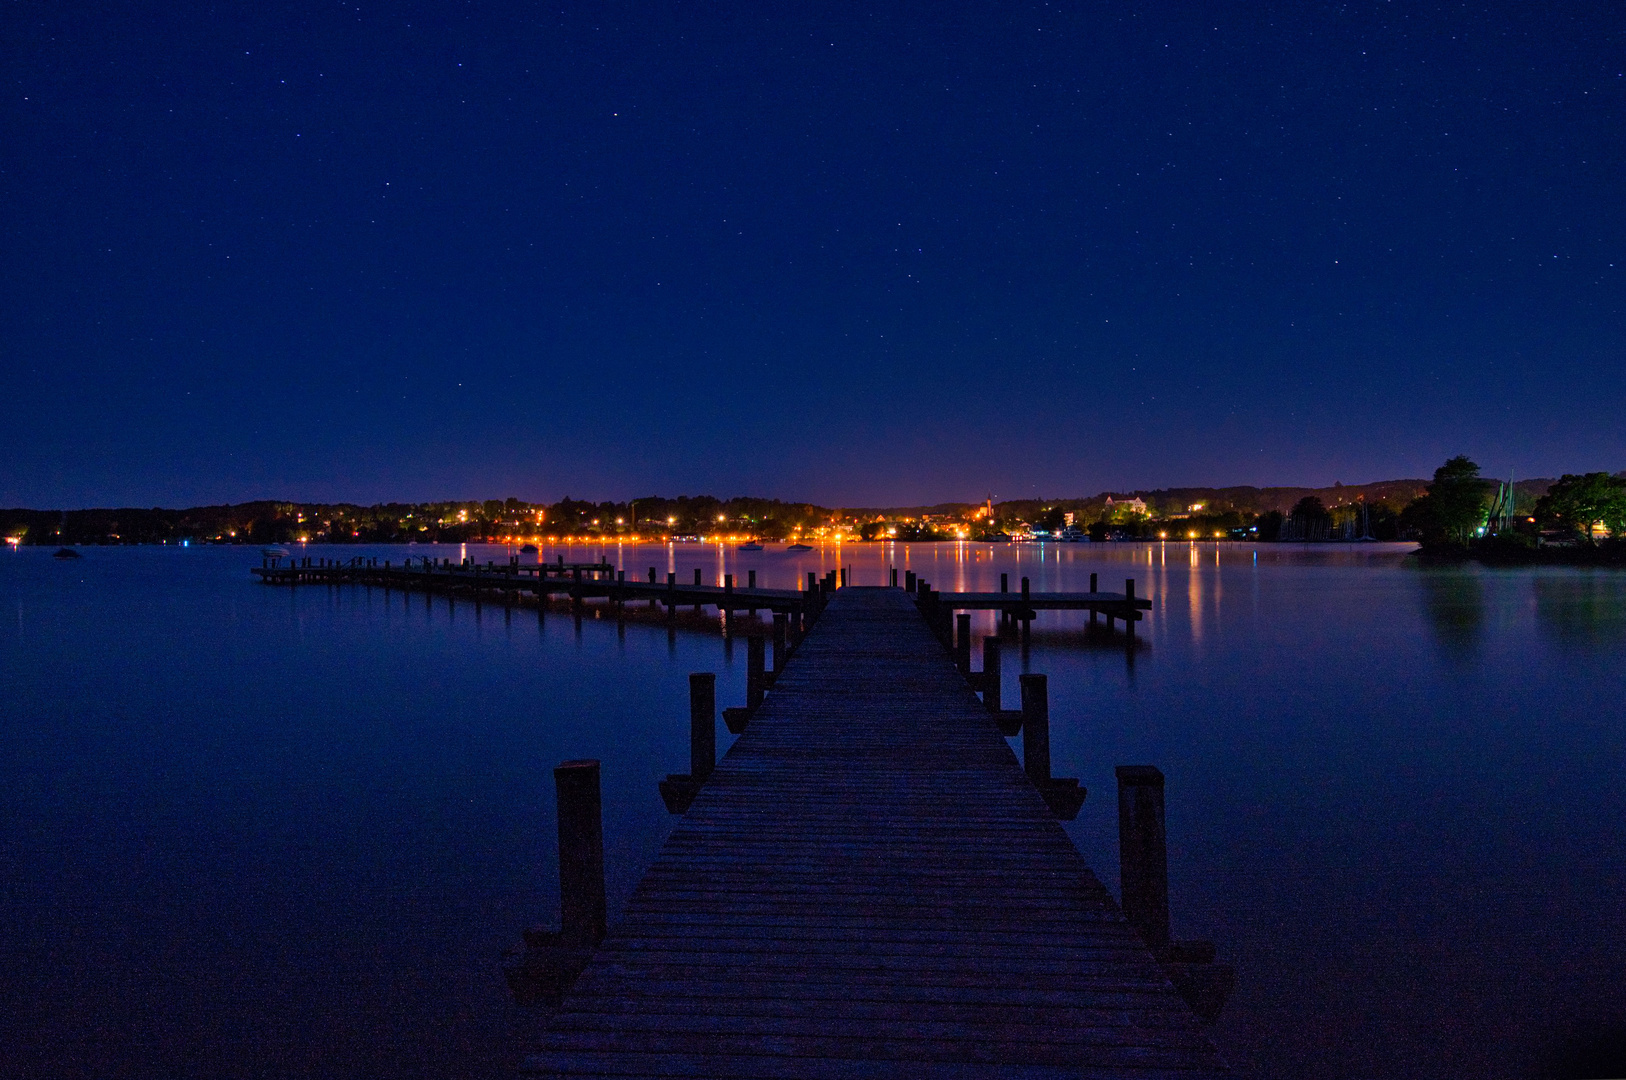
[
  {"x1": 982, "y1": 637, "x2": 1002, "y2": 713},
  {"x1": 553, "y1": 760, "x2": 607, "y2": 946},
  {"x1": 1020, "y1": 674, "x2": 1050, "y2": 785},
  {"x1": 1115, "y1": 765, "x2": 1170, "y2": 950},
  {"x1": 905, "y1": 570, "x2": 916, "y2": 593},
  {"x1": 955, "y1": 613, "x2": 971, "y2": 674},
  {"x1": 747, "y1": 636, "x2": 766, "y2": 710},
  {"x1": 689, "y1": 674, "x2": 716, "y2": 780},
  {"x1": 772, "y1": 613, "x2": 787, "y2": 676}
]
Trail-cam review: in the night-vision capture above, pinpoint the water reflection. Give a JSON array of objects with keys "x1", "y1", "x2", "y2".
[
  {"x1": 1413, "y1": 566, "x2": 1485, "y2": 663},
  {"x1": 1534, "y1": 574, "x2": 1626, "y2": 648}
]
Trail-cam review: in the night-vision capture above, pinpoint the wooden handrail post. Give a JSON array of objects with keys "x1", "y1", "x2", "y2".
[
  {"x1": 1115, "y1": 765, "x2": 1170, "y2": 949},
  {"x1": 689, "y1": 674, "x2": 716, "y2": 780},
  {"x1": 955, "y1": 613, "x2": 971, "y2": 674},
  {"x1": 553, "y1": 760, "x2": 606, "y2": 947},
  {"x1": 1020, "y1": 674, "x2": 1050, "y2": 784},
  {"x1": 747, "y1": 636, "x2": 766, "y2": 709},
  {"x1": 981, "y1": 637, "x2": 1001, "y2": 712}
]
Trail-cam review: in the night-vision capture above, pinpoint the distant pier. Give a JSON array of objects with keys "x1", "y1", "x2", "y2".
[{"x1": 250, "y1": 555, "x2": 1152, "y2": 643}]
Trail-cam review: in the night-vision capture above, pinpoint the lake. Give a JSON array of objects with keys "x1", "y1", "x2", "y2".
[{"x1": 3, "y1": 541, "x2": 1623, "y2": 1078}]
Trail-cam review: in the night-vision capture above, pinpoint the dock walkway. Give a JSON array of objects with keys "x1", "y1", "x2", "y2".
[{"x1": 526, "y1": 588, "x2": 1226, "y2": 1078}]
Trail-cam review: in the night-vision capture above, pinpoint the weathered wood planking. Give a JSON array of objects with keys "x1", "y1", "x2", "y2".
[{"x1": 525, "y1": 588, "x2": 1226, "y2": 1078}]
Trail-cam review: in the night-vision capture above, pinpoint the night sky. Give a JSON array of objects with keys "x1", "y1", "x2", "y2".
[{"x1": 4, "y1": 2, "x2": 1622, "y2": 507}]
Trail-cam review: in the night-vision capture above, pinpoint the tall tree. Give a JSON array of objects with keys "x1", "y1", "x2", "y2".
[
  {"x1": 1534, "y1": 473, "x2": 1626, "y2": 541},
  {"x1": 1401, "y1": 456, "x2": 1491, "y2": 547}
]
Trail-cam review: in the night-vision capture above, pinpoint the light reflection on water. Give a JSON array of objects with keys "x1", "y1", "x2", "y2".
[{"x1": 2, "y1": 541, "x2": 1623, "y2": 1079}]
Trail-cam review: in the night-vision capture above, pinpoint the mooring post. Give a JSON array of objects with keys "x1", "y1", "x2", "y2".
[
  {"x1": 1116, "y1": 765, "x2": 1170, "y2": 950},
  {"x1": 648, "y1": 567, "x2": 656, "y2": 583},
  {"x1": 1020, "y1": 674, "x2": 1050, "y2": 785},
  {"x1": 807, "y1": 571, "x2": 816, "y2": 593},
  {"x1": 772, "y1": 613, "x2": 787, "y2": 675},
  {"x1": 1001, "y1": 572, "x2": 1008, "y2": 593},
  {"x1": 690, "y1": 673, "x2": 716, "y2": 780},
  {"x1": 1021, "y1": 577, "x2": 1033, "y2": 640},
  {"x1": 905, "y1": 570, "x2": 916, "y2": 593},
  {"x1": 554, "y1": 760, "x2": 606, "y2": 946},
  {"x1": 724, "y1": 573, "x2": 733, "y2": 594},
  {"x1": 748, "y1": 570, "x2": 756, "y2": 590},
  {"x1": 1125, "y1": 578, "x2": 1137, "y2": 645},
  {"x1": 747, "y1": 635, "x2": 766, "y2": 710},
  {"x1": 694, "y1": 568, "x2": 702, "y2": 586},
  {"x1": 955, "y1": 613, "x2": 972, "y2": 674},
  {"x1": 891, "y1": 567, "x2": 898, "y2": 587},
  {"x1": 981, "y1": 637, "x2": 1002, "y2": 712}
]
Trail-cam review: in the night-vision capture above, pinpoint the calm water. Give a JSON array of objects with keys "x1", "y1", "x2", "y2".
[{"x1": 3, "y1": 542, "x2": 1623, "y2": 1078}]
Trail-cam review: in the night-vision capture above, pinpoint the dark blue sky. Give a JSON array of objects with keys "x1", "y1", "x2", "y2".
[{"x1": 3, "y1": 2, "x2": 1622, "y2": 507}]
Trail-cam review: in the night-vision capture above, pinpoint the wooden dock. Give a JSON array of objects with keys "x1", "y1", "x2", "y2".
[
  {"x1": 248, "y1": 556, "x2": 1153, "y2": 635},
  {"x1": 522, "y1": 588, "x2": 1227, "y2": 1078}
]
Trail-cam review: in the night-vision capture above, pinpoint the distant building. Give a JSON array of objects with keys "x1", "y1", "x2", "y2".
[{"x1": 1105, "y1": 497, "x2": 1148, "y2": 517}]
